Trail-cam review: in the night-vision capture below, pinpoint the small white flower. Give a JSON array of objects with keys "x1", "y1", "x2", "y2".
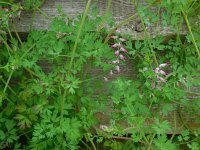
[
  {"x1": 112, "y1": 59, "x2": 119, "y2": 64},
  {"x1": 109, "y1": 70, "x2": 113, "y2": 76},
  {"x1": 104, "y1": 77, "x2": 109, "y2": 82},
  {"x1": 159, "y1": 62, "x2": 169, "y2": 68}
]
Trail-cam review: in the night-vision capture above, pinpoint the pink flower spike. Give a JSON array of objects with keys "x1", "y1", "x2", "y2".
[
  {"x1": 112, "y1": 59, "x2": 120, "y2": 64},
  {"x1": 120, "y1": 47, "x2": 128, "y2": 53},
  {"x1": 157, "y1": 76, "x2": 165, "y2": 82},
  {"x1": 115, "y1": 50, "x2": 120, "y2": 56},
  {"x1": 119, "y1": 54, "x2": 125, "y2": 60},
  {"x1": 159, "y1": 70, "x2": 167, "y2": 76},
  {"x1": 116, "y1": 65, "x2": 120, "y2": 73},
  {"x1": 119, "y1": 38, "x2": 128, "y2": 42},
  {"x1": 116, "y1": 29, "x2": 120, "y2": 33},
  {"x1": 111, "y1": 43, "x2": 120, "y2": 48},
  {"x1": 109, "y1": 70, "x2": 113, "y2": 76},
  {"x1": 159, "y1": 62, "x2": 169, "y2": 68},
  {"x1": 104, "y1": 77, "x2": 109, "y2": 82},
  {"x1": 110, "y1": 35, "x2": 118, "y2": 39}
]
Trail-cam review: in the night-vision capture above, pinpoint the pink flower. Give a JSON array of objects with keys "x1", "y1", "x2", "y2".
[
  {"x1": 109, "y1": 70, "x2": 113, "y2": 76},
  {"x1": 110, "y1": 35, "x2": 118, "y2": 39},
  {"x1": 116, "y1": 65, "x2": 120, "y2": 73},
  {"x1": 104, "y1": 77, "x2": 109, "y2": 82},
  {"x1": 115, "y1": 50, "x2": 120, "y2": 56},
  {"x1": 3, "y1": 8, "x2": 9, "y2": 12},
  {"x1": 111, "y1": 43, "x2": 120, "y2": 48},
  {"x1": 154, "y1": 68, "x2": 160, "y2": 74},
  {"x1": 120, "y1": 47, "x2": 128, "y2": 53},
  {"x1": 157, "y1": 76, "x2": 165, "y2": 82},
  {"x1": 112, "y1": 59, "x2": 119, "y2": 64},
  {"x1": 119, "y1": 38, "x2": 128, "y2": 42},
  {"x1": 159, "y1": 62, "x2": 169, "y2": 68},
  {"x1": 154, "y1": 68, "x2": 167, "y2": 76},
  {"x1": 119, "y1": 54, "x2": 125, "y2": 60},
  {"x1": 116, "y1": 29, "x2": 120, "y2": 33},
  {"x1": 159, "y1": 70, "x2": 167, "y2": 76}
]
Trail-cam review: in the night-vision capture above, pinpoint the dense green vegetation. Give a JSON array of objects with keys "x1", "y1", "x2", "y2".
[{"x1": 0, "y1": 0, "x2": 199, "y2": 149}]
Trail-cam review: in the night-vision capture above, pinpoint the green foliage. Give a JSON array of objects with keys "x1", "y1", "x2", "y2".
[{"x1": 0, "y1": 0, "x2": 199, "y2": 149}]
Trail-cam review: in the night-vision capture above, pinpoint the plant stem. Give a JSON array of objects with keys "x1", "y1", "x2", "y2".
[
  {"x1": 147, "y1": 133, "x2": 156, "y2": 150},
  {"x1": 7, "y1": 27, "x2": 14, "y2": 40},
  {"x1": 0, "y1": 35, "x2": 12, "y2": 57},
  {"x1": 170, "y1": 111, "x2": 177, "y2": 141},
  {"x1": 60, "y1": 0, "x2": 92, "y2": 118},
  {"x1": 33, "y1": 4, "x2": 52, "y2": 20},
  {"x1": 0, "y1": 2, "x2": 12, "y2": 5},
  {"x1": 139, "y1": 15, "x2": 159, "y2": 66},
  {"x1": 80, "y1": 140, "x2": 92, "y2": 150},
  {"x1": 20, "y1": 36, "x2": 45, "y2": 59},
  {"x1": 68, "y1": 0, "x2": 92, "y2": 72},
  {"x1": 0, "y1": 77, "x2": 17, "y2": 96},
  {"x1": 177, "y1": 105, "x2": 193, "y2": 133},
  {"x1": 60, "y1": 89, "x2": 67, "y2": 118},
  {"x1": 182, "y1": 9, "x2": 200, "y2": 58},
  {"x1": 12, "y1": 23, "x2": 23, "y2": 45},
  {"x1": 97, "y1": 0, "x2": 111, "y2": 32},
  {"x1": 89, "y1": 138, "x2": 97, "y2": 150},
  {"x1": 3, "y1": 70, "x2": 14, "y2": 93}
]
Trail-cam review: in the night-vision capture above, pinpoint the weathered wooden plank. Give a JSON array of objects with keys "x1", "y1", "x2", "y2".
[{"x1": 12, "y1": 0, "x2": 187, "y2": 39}]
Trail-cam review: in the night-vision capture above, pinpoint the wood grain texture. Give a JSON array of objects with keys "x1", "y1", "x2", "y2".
[{"x1": 12, "y1": 0, "x2": 187, "y2": 39}]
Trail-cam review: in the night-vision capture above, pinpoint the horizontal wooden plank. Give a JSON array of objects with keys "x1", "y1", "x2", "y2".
[{"x1": 11, "y1": 0, "x2": 188, "y2": 39}]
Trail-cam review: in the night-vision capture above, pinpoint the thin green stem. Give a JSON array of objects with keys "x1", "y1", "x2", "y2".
[
  {"x1": 6, "y1": 97, "x2": 15, "y2": 105},
  {"x1": 68, "y1": 0, "x2": 92, "y2": 72},
  {"x1": 33, "y1": 4, "x2": 52, "y2": 20},
  {"x1": 0, "y1": 35, "x2": 12, "y2": 57},
  {"x1": 0, "y1": 2, "x2": 12, "y2": 5},
  {"x1": 7, "y1": 27, "x2": 14, "y2": 40},
  {"x1": 81, "y1": 73, "x2": 106, "y2": 83},
  {"x1": 18, "y1": 130, "x2": 33, "y2": 137},
  {"x1": 20, "y1": 36, "x2": 45, "y2": 59},
  {"x1": 182, "y1": 9, "x2": 200, "y2": 58},
  {"x1": 139, "y1": 15, "x2": 159, "y2": 66},
  {"x1": 60, "y1": 89, "x2": 67, "y2": 118},
  {"x1": 89, "y1": 138, "x2": 97, "y2": 150},
  {"x1": 177, "y1": 106, "x2": 193, "y2": 133},
  {"x1": 97, "y1": 0, "x2": 111, "y2": 32},
  {"x1": 12, "y1": 23, "x2": 23, "y2": 45},
  {"x1": 3, "y1": 70, "x2": 14, "y2": 93},
  {"x1": 0, "y1": 77, "x2": 17, "y2": 96},
  {"x1": 170, "y1": 111, "x2": 177, "y2": 141},
  {"x1": 147, "y1": 133, "x2": 156, "y2": 150},
  {"x1": 80, "y1": 140, "x2": 92, "y2": 150},
  {"x1": 25, "y1": 68, "x2": 40, "y2": 78},
  {"x1": 60, "y1": 0, "x2": 92, "y2": 118}
]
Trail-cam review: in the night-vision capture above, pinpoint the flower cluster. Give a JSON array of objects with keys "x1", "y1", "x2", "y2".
[
  {"x1": 152, "y1": 62, "x2": 170, "y2": 89},
  {"x1": 104, "y1": 30, "x2": 128, "y2": 82}
]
